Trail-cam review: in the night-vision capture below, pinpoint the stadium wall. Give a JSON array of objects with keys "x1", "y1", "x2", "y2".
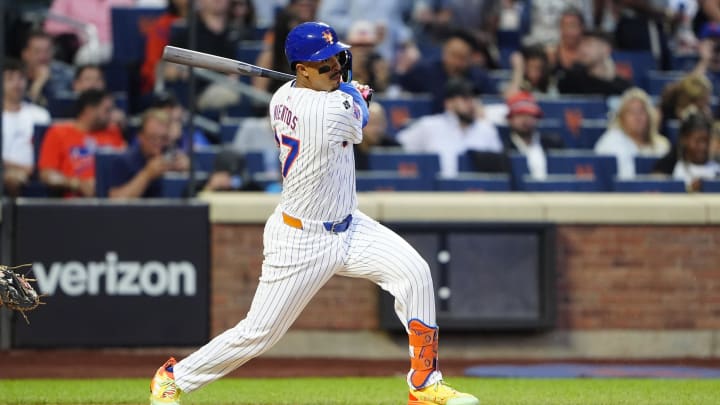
[{"x1": 205, "y1": 193, "x2": 720, "y2": 360}]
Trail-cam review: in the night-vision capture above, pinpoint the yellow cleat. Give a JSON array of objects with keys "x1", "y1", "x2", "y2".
[
  {"x1": 149, "y1": 357, "x2": 182, "y2": 405},
  {"x1": 408, "y1": 380, "x2": 480, "y2": 405}
]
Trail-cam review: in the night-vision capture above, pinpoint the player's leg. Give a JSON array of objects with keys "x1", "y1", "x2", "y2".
[
  {"x1": 339, "y1": 211, "x2": 479, "y2": 405},
  {"x1": 150, "y1": 213, "x2": 345, "y2": 402}
]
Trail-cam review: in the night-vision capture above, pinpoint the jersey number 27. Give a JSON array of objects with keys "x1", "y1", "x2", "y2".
[{"x1": 278, "y1": 134, "x2": 300, "y2": 178}]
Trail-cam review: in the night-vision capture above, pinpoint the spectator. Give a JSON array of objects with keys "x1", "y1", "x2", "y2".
[
  {"x1": 201, "y1": 149, "x2": 265, "y2": 192},
  {"x1": 108, "y1": 109, "x2": 189, "y2": 199},
  {"x1": 141, "y1": 0, "x2": 190, "y2": 95},
  {"x1": 398, "y1": 29, "x2": 492, "y2": 114},
  {"x1": 20, "y1": 30, "x2": 74, "y2": 107},
  {"x1": 504, "y1": 45, "x2": 556, "y2": 97},
  {"x1": 150, "y1": 92, "x2": 211, "y2": 149},
  {"x1": 38, "y1": 89, "x2": 126, "y2": 197},
  {"x1": 523, "y1": 0, "x2": 595, "y2": 47},
  {"x1": 317, "y1": 0, "x2": 415, "y2": 64},
  {"x1": 72, "y1": 64, "x2": 127, "y2": 130},
  {"x1": 670, "y1": 110, "x2": 719, "y2": 191},
  {"x1": 43, "y1": 0, "x2": 135, "y2": 64},
  {"x1": 253, "y1": 0, "x2": 319, "y2": 94},
  {"x1": 166, "y1": 0, "x2": 244, "y2": 109},
  {"x1": 505, "y1": 91, "x2": 564, "y2": 180},
  {"x1": 442, "y1": 0, "x2": 501, "y2": 51},
  {"x1": 695, "y1": 0, "x2": 720, "y2": 34},
  {"x1": 3, "y1": 59, "x2": 52, "y2": 196},
  {"x1": 595, "y1": 87, "x2": 670, "y2": 179},
  {"x1": 396, "y1": 78, "x2": 502, "y2": 178},
  {"x1": 548, "y1": 7, "x2": 587, "y2": 72},
  {"x1": 557, "y1": 30, "x2": 632, "y2": 96},
  {"x1": 343, "y1": 20, "x2": 391, "y2": 93},
  {"x1": 228, "y1": 0, "x2": 257, "y2": 41},
  {"x1": 612, "y1": 0, "x2": 683, "y2": 70},
  {"x1": 72, "y1": 64, "x2": 105, "y2": 93},
  {"x1": 691, "y1": 22, "x2": 720, "y2": 91},
  {"x1": 355, "y1": 102, "x2": 399, "y2": 171},
  {"x1": 660, "y1": 73, "x2": 713, "y2": 131}
]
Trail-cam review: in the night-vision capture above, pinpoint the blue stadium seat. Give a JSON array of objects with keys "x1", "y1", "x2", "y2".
[
  {"x1": 47, "y1": 91, "x2": 128, "y2": 118},
  {"x1": 537, "y1": 97, "x2": 608, "y2": 120},
  {"x1": 33, "y1": 125, "x2": 50, "y2": 166},
  {"x1": 193, "y1": 148, "x2": 218, "y2": 172},
  {"x1": 94, "y1": 150, "x2": 124, "y2": 198},
  {"x1": 245, "y1": 151, "x2": 266, "y2": 175},
  {"x1": 635, "y1": 156, "x2": 660, "y2": 174},
  {"x1": 375, "y1": 96, "x2": 433, "y2": 136},
  {"x1": 496, "y1": 30, "x2": 521, "y2": 48},
  {"x1": 111, "y1": 7, "x2": 164, "y2": 64},
  {"x1": 355, "y1": 171, "x2": 434, "y2": 191},
  {"x1": 160, "y1": 174, "x2": 189, "y2": 197},
  {"x1": 701, "y1": 180, "x2": 720, "y2": 192},
  {"x1": 545, "y1": 151, "x2": 617, "y2": 191},
  {"x1": 664, "y1": 120, "x2": 680, "y2": 144},
  {"x1": 558, "y1": 119, "x2": 606, "y2": 149},
  {"x1": 509, "y1": 153, "x2": 529, "y2": 190},
  {"x1": 486, "y1": 70, "x2": 511, "y2": 94},
  {"x1": 613, "y1": 176, "x2": 685, "y2": 193},
  {"x1": 367, "y1": 151, "x2": 440, "y2": 180},
  {"x1": 237, "y1": 41, "x2": 264, "y2": 68},
  {"x1": 522, "y1": 175, "x2": 600, "y2": 192},
  {"x1": 220, "y1": 120, "x2": 242, "y2": 143},
  {"x1": 612, "y1": 50, "x2": 657, "y2": 88},
  {"x1": 646, "y1": 70, "x2": 684, "y2": 96},
  {"x1": 435, "y1": 174, "x2": 511, "y2": 191},
  {"x1": 671, "y1": 54, "x2": 699, "y2": 71}
]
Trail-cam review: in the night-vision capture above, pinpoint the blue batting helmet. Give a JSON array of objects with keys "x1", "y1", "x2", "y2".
[{"x1": 285, "y1": 22, "x2": 350, "y2": 70}]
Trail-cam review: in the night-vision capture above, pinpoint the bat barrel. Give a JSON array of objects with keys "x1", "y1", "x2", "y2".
[{"x1": 162, "y1": 45, "x2": 294, "y2": 81}]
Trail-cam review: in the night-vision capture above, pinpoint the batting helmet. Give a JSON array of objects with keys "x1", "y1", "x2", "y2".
[{"x1": 285, "y1": 22, "x2": 351, "y2": 70}]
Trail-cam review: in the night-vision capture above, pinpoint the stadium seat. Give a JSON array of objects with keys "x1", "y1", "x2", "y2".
[
  {"x1": 237, "y1": 41, "x2": 264, "y2": 70},
  {"x1": 634, "y1": 156, "x2": 661, "y2": 174},
  {"x1": 111, "y1": 7, "x2": 164, "y2": 64},
  {"x1": 355, "y1": 171, "x2": 434, "y2": 191},
  {"x1": 496, "y1": 30, "x2": 521, "y2": 49},
  {"x1": 613, "y1": 176, "x2": 685, "y2": 193},
  {"x1": 367, "y1": 151, "x2": 440, "y2": 180},
  {"x1": 646, "y1": 70, "x2": 684, "y2": 96},
  {"x1": 94, "y1": 150, "x2": 123, "y2": 198},
  {"x1": 245, "y1": 151, "x2": 266, "y2": 175},
  {"x1": 193, "y1": 147, "x2": 219, "y2": 172},
  {"x1": 486, "y1": 70, "x2": 511, "y2": 94},
  {"x1": 375, "y1": 96, "x2": 433, "y2": 136},
  {"x1": 521, "y1": 174, "x2": 600, "y2": 192},
  {"x1": 671, "y1": 54, "x2": 699, "y2": 71},
  {"x1": 435, "y1": 174, "x2": 511, "y2": 191},
  {"x1": 220, "y1": 120, "x2": 242, "y2": 143},
  {"x1": 558, "y1": 119, "x2": 606, "y2": 149},
  {"x1": 612, "y1": 50, "x2": 657, "y2": 88},
  {"x1": 545, "y1": 151, "x2": 617, "y2": 191},
  {"x1": 537, "y1": 97, "x2": 608, "y2": 120},
  {"x1": 33, "y1": 125, "x2": 50, "y2": 165},
  {"x1": 701, "y1": 180, "x2": 720, "y2": 192}
]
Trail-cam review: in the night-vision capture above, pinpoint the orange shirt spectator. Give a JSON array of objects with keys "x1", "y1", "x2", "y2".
[
  {"x1": 140, "y1": 0, "x2": 188, "y2": 94},
  {"x1": 38, "y1": 122, "x2": 125, "y2": 181},
  {"x1": 38, "y1": 89, "x2": 126, "y2": 197}
]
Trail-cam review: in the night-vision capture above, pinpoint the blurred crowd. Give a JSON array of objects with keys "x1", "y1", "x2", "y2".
[{"x1": 4, "y1": 0, "x2": 720, "y2": 198}]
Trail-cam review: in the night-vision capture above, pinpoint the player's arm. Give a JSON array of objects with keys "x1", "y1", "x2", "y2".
[{"x1": 326, "y1": 89, "x2": 366, "y2": 144}]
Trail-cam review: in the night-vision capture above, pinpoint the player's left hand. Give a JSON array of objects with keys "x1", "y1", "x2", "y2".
[{"x1": 350, "y1": 81, "x2": 373, "y2": 106}]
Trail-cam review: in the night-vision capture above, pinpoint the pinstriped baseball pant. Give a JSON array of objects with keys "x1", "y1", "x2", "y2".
[{"x1": 173, "y1": 208, "x2": 436, "y2": 392}]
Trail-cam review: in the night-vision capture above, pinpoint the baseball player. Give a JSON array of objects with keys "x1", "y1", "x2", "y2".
[{"x1": 149, "y1": 22, "x2": 479, "y2": 405}]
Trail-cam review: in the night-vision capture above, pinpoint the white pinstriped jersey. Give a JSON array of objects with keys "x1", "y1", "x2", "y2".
[{"x1": 269, "y1": 80, "x2": 363, "y2": 221}]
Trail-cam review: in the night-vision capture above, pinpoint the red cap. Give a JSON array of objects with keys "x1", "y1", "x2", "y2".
[{"x1": 506, "y1": 91, "x2": 542, "y2": 118}]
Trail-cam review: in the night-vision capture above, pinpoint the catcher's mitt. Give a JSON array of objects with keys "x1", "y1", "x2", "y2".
[{"x1": 0, "y1": 264, "x2": 43, "y2": 323}]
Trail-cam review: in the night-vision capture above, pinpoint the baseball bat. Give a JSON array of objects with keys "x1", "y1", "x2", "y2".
[{"x1": 162, "y1": 45, "x2": 295, "y2": 81}]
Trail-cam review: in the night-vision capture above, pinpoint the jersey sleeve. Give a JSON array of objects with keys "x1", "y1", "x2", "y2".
[
  {"x1": 325, "y1": 91, "x2": 363, "y2": 144},
  {"x1": 37, "y1": 126, "x2": 63, "y2": 172}
]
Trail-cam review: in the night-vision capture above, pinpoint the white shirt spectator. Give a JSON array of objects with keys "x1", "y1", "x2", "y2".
[
  {"x1": 511, "y1": 132, "x2": 547, "y2": 180},
  {"x1": 397, "y1": 112, "x2": 502, "y2": 178},
  {"x1": 594, "y1": 127, "x2": 670, "y2": 179},
  {"x1": 3, "y1": 103, "x2": 51, "y2": 167},
  {"x1": 673, "y1": 160, "x2": 720, "y2": 187}
]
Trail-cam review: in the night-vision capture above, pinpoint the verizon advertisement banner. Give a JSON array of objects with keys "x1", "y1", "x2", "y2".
[{"x1": 12, "y1": 201, "x2": 210, "y2": 347}]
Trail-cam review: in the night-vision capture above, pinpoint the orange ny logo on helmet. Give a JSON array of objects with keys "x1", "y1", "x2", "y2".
[{"x1": 322, "y1": 30, "x2": 334, "y2": 44}]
